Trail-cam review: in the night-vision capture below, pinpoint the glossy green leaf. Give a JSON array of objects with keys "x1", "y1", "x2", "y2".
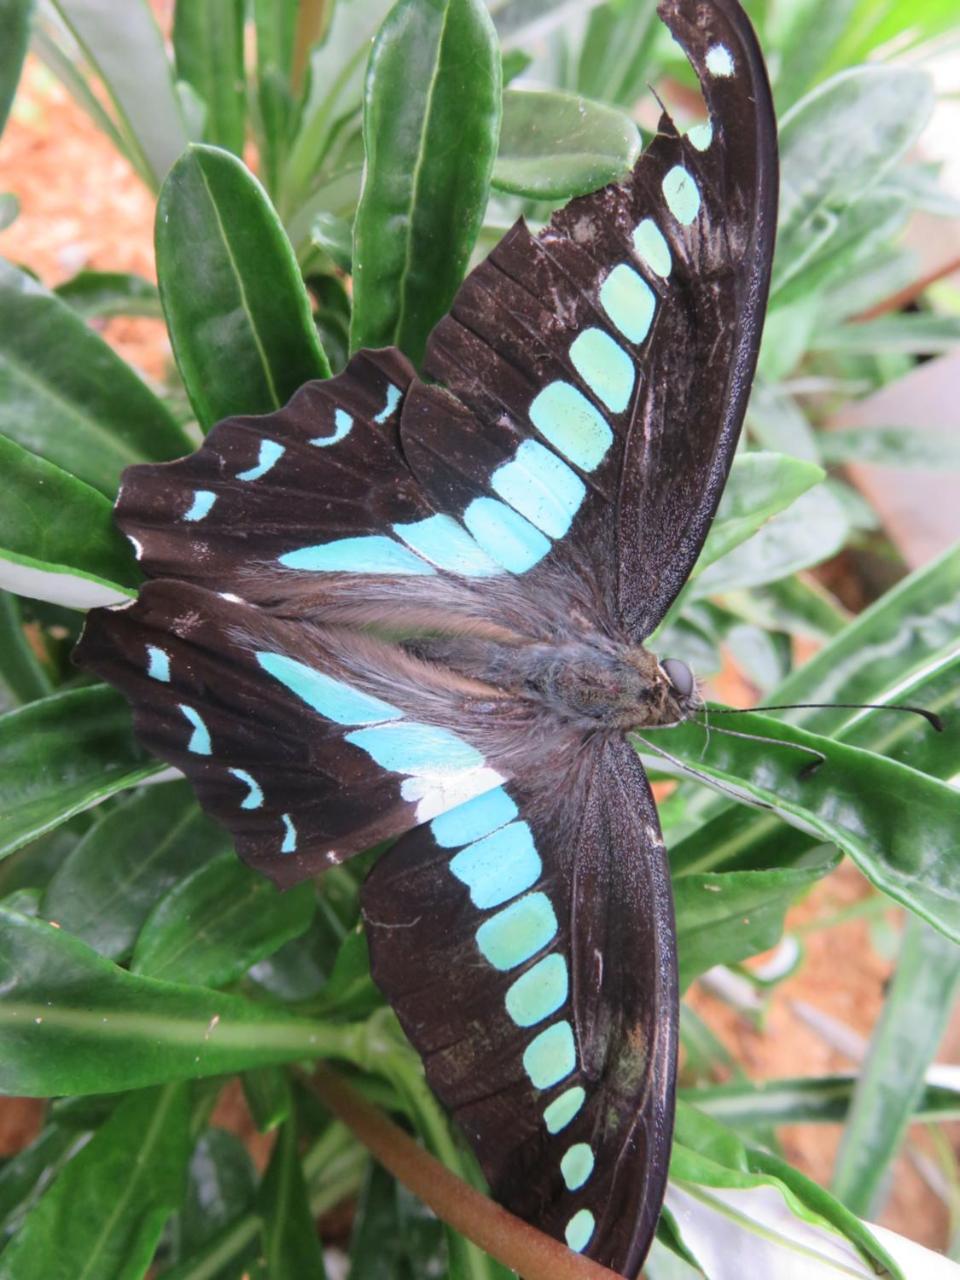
[
  {"x1": 175, "y1": 1129, "x2": 258, "y2": 1263},
  {"x1": 0, "y1": 1084, "x2": 190, "y2": 1280},
  {"x1": 774, "y1": 68, "x2": 934, "y2": 293},
  {"x1": 259, "y1": 1117, "x2": 327, "y2": 1278},
  {"x1": 0, "y1": 592, "x2": 54, "y2": 705},
  {"x1": 0, "y1": 687, "x2": 159, "y2": 859},
  {"x1": 0, "y1": 908, "x2": 364, "y2": 1095},
  {"x1": 0, "y1": 0, "x2": 33, "y2": 140},
  {"x1": 0, "y1": 260, "x2": 189, "y2": 495},
  {"x1": 641, "y1": 711, "x2": 960, "y2": 941},
  {"x1": 687, "y1": 1072, "x2": 960, "y2": 1129},
  {"x1": 350, "y1": 0, "x2": 502, "y2": 365},
  {"x1": 674, "y1": 853, "x2": 837, "y2": 989},
  {"x1": 669, "y1": 1104, "x2": 903, "y2": 1280},
  {"x1": 156, "y1": 145, "x2": 330, "y2": 429},
  {"x1": 0, "y1": 437, "x2": 138, "y2": 607},
  {"x1": 54, "y1": 269, "x2": 162, "y2": 319},
  {"x1": 0, "y1": 1123, "x2": 91, "y2": 1247},
  {"x1": 173, "y1": 0, "x2": 245, "y2": 155},
  {"x1": 690, "y1": 486, "x2": 847, "y2": 598},
  {"x1": 576, "y1": 0, "x2": 659, "y2": 107},
  {"x1": 42, "y1": 782, "x2": 230, "y2": 961},
  {"x1": 52, "y1": 0, "x2": 189, "y2": 189},
  {"x1": 832, "y1": 916, "x2": 960, "y2": 1216},
  {"x1": 131, "y1": 852, "x2": 316, "y2": 988},
  {"x1": 492, "y1": 88, "x2": 639, "y2": 199}
]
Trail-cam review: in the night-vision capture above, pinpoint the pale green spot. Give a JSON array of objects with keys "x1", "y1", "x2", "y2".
[
  {"x1": 544, "y1": 1086, "x2": 586, "y2": 1134},
  {"x1": 662, "y1": 165, "x2": 701, "y2": 226},
  {"x1": 631, "y1": 218, "x2": 671, "y2": 278}
]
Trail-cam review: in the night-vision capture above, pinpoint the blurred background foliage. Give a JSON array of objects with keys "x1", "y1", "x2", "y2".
[{"x1": 0, "y1": 0, "x2": 959, "y2": 1276}]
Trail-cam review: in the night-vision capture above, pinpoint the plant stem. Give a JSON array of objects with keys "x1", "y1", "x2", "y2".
[{"x1": 306, "y1": 1065, "x2": 619, "y2": 1280}]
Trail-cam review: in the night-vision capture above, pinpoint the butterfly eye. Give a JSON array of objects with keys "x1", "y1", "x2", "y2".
[{"x1": 662, "y1": 658, "x2": 694, "y2": 698}]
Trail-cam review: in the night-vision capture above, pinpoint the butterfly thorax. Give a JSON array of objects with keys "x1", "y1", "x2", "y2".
[{"x1": 405, "y1": 631, "x2": 697, "y2": 731}]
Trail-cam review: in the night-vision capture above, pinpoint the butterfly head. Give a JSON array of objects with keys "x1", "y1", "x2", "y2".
[{"x1": 650, "y1": 654, "x2": 703, "y2": 727}]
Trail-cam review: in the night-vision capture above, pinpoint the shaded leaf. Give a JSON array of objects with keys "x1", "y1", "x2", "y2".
[
  {"x1": 0, "y1": 1085, "x2": 191, "y2": 1280},
  {"x1": 350, "y1": 0, "x2": 502, "y2": 364},
  {"x1": 54, "y1": 270, "x2": 162, "y2": 319},
  {"x1": 576, "y1": 0, "x2": 659, "y2": 107},
  {"x1": 176, "y1": 1129, "x2": 258, "y2": 1261},
  {"x1": 0, "y1": 592, "x2": 54, "y2": 705},
  {"x1": 156, "y1": 145, "x2": 330, "y2": 430},
  {"x1": 0, "y1": 687, "x2": 159, "y2": 860},
  {"x1": 0, "y1": 0, "x2": 33, "y2": 140},
  {"x1": 259, "y1": 1117, "x2": 327, "y2": 1278},
  {"x1": 172, "y1": 0, "x2": 246, "y2": 155}
]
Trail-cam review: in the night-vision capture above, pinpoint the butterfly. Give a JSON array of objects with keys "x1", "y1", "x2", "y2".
[{"x1": 75, "y1": 0, "x2": 777, "y2": 1271}]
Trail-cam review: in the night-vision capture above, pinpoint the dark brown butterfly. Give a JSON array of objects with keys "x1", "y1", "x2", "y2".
[{"x1": 75, "y1": 0, "x2": 777, "y2": 1271}]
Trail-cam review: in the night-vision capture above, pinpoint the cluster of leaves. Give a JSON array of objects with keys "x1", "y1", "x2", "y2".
[{"x1": 0, "y1": 0, "x2": 959, "y2": 1276}]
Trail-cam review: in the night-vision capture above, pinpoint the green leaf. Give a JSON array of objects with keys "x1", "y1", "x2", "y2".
[
  {"x1": 242, "y1": 1067, "x2": 292, "y2": 1133},
  {"x1": 0, "y1": 435, "x2": 140, "y2": 608},
  {"x1": 259, "y1": 1117, "x2": 328, "y2": 1278},
  {"x1": 0, "y1": 259, "x2": 189, "y2": 496},
  {"x1": 722, "y1": 576, "x2": 849, "y2": 642},
  {"x1": 0, "y1": 1123, "x2": 92, "y2": 1247},
  {"x1": 774, "y1": 67, "x2": 934, "y2": 294},
  {"x1": 0, "y1": 592, "x2": 54, "y2": 705},
  {"x1": 0, "y1": 907, "x2": 363, "y2": 1095},
  {"x1": 772, "y1": 0, "x2": 858, "y2": 112},
  {"x1": 42, "y1": 782, "x2": 230, "y2": 962},
  {"x1": 54, "y1": 269, "x2": 162, "y2": 319},
  {"x1": 811, "y1": 312, "x2": 960, "y2": 356},
  {"x1": 176, "y1": 1129, "x2": 258, "y2": 1262},
  {"x1": 0, "y1": 0, "x2": 33, "y2": 141},
  {"x1": 349, "y1": 1160, "x2": 447, "y2": 1278},
  {"x1": 253, "y1": 0, "x2": 297, "y2": 197},
  {"x1": 674, "y1": 853, "x2": 837, "y2": 989},
  {"x1": 131, "y1": 852, "x2": 316, "y2": 988},
  {"x1": 641, "y1": 712, "x2": 960, "y2": 941},
  {"x1": 492, "y1": 88, "x2": 639, "y2": 199},
  {"x1": 0, "y1": 687, "x2": 159, "y2": 859},
  {"x1": 156, "y1": 145, "x2": 330, "y2": 429},
  {"x1": 0, "y1": 193, "x2": 19, "y2": 232},
  {"x1": 52, "y1": 0, "x2": 189, "y2": 190},
  {"x1": 819, "y1": 425, "x2": 960, "y2": 469},
  {"x1": 832, "y1": 916, "x2": 960, "y2": 1216},
  {"x1": 172, "y1": 0, "x2": 246, "y2": 155},
  {"x1": 0, "y1": 1084, "x2": 191, "y2": 1280},
  {"x1": 576, "y1": 0, "x2": 659, "y2": 107},
  {"x1": 350, "y1": 0, "x2": 502, "y2": 365},
  {"x1": 688, "y1": 1073, "x2": 960, "y2": 1129}
]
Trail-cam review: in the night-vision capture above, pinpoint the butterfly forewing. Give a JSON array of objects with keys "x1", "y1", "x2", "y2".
[{"x1": 363, "y1": 735, "x2": 676, "y2": 1274}]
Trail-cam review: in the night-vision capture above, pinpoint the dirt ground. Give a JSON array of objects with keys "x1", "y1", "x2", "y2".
[{"x1": 0, "y1": 50, "x2": 955, "y2": 1257}]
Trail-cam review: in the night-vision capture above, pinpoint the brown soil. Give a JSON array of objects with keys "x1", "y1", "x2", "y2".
[{"x1": 0, "y1": 45, "x2": 952, "y2": 1259}]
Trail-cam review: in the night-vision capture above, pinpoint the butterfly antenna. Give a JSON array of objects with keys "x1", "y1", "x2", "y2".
[
  {"x1": 692, "y1": 718, "x2": 826, "y2": 776},
  {"x1": 709, "y1": 702, "x2": 944, "y2": 732},
  {"x1": 632, "y1": 733, "x2": 777, "y2": 813}
]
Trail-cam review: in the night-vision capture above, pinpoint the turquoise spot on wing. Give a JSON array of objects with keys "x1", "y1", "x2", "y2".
[
  {"x1": 449, "y1": 821, "x2": 541, "y2": 910},
  {"x1": 560, "y1": 1143, "x2": 595, "y2": 1191},
  {"x1": 522, "y1": 1020, "x2": 576, "y2": 1089},
  {"x1": 505, "y1": 953, "x2": 568, "y2": 1027},
  {"x1": 237, "y1": 439, "x2": 284, "y2": 480},
  {"x1": 599, "y1": 265, "x2": 656, "y2": 345},
  {"x1": 568, "y1": 328, "x2": 635, "y2": 414},
  {"x1": 490, "y1": 441, "x2": 586, "y2": 539},
  {"x1": 256, "y1": 652, "x2": 403, "y2": 724},
  {"x1": 543, "y1": 1086, "x2": 586, "y2": 1134},
  {"x1": 687, "y1": 120, "x2": 713, "y2": 151},
  {"x1": 528, "y1": 382, "x2": 614, "y2": 472},
  {"x1": 179, "y1": 705, "x2": 211, "y2": 755},
  {"x1": 632, "y1": 217, "x2": 672, "y2": 277},
  {"x1": 281, "y1": 813, "x2": 297, "y2": 853},
  {"x1": 662, "y1": 165, "x2": 701, "y2": 225},
  {"x1": 431, "y1": 787, "x2": 519, "y2": 848},
  {"x1": 347, "y1": 722, "x2": 484, "y2": 774},
  {"x1": 311, "y1": 407, "x2": 353, "y2": 447},
  {"x1": 279, "y1": 536, "x2": 435, "y2": 575},
  {"x1": 393, "y1": 514, "x2": 502, "y2": 577},
  {"x1": 183, "y1": 490, "x2": 217, "y2": 522},
  {"x1": 565, "y1": 1209, "x2": 595, "y2": 1253},
  {"x1": 373, "y1": 384, "x2": 401, "y2": 423},
  {"x1": 475, "y1": 892, "x2": 557, "y2": 971},
  {"x1": 146, "y1": 646, "x2": 170, "y2": 682},
  {"x1": 229, "y1": 768, "x2": 264, "y2": 810},
  {"x1": 463, "y1": 498, "x2": 551, "y2": 574},
  {"x1": 706, "y1": 43, "x2": 734, "y2": 76}
]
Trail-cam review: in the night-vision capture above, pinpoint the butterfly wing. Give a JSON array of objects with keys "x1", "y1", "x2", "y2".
[
  {"x1": 407, "y1": 0, "x2": 777, "y2": 639},
  {"x1": 363, "y1": 733, "x2": 676, "y2": 1274}
]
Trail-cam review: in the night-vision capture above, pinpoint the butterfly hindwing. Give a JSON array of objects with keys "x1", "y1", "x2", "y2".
[{"x1": 363, "y1": 734, "x2": 676, "y2": 1273}]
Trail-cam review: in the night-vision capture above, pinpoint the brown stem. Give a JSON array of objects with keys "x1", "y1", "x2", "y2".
[
  {"x1": 292, "y1": 0, "x2": 329, "y2": 95},
  {"x1": 854, "y1": 254, "x2": 960, "y2": 322},
  {"x1": 306, "y1": 1066, "x2": 619, "y2": 1280}
]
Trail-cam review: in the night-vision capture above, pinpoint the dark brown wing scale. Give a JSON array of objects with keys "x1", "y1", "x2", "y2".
[{"x1": 75, "y1": 0, "x2": 777, "y2": 1273}]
